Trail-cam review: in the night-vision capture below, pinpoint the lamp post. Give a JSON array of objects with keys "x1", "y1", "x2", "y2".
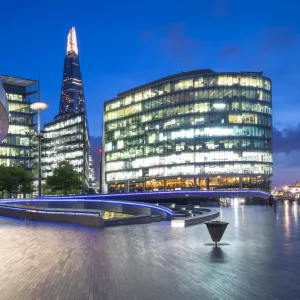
[{"x1": 30, "y1": 101, "x2": 48, "y2": 197}]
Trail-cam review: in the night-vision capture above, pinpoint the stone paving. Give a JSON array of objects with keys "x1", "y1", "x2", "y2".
[{"x1": 0, "y1": 203, "x2": 299, "y2": 300}]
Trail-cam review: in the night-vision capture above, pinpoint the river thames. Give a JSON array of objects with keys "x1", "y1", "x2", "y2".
[{"x1": 0, "y1": 203, "x2": 299, "y2": 300}]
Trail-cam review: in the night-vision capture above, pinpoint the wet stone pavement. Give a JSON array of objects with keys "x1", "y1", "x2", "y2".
[{"x1": 0, "y1": 203, "x2": 299, "y2": 300}]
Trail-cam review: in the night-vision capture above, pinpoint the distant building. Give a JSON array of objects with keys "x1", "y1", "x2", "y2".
[
  {"x1": 284, "y1": 181, "x2": 300, "y2": 194},
  {"x1": 0, "y1": 75, "x2": 37, "y2": 171},
  {"x1": 41, "y1": 27, "x2": 95, "y2": 189},
  {"x1": 89, "y1": 135, "x2": 102, "y2": 190},
  {"x1": 102, "y1": 70, "x2": 273, "y2": 193}
]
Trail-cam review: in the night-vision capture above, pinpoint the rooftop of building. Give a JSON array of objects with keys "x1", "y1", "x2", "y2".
[
  {"x1": 1, "y1": 75, "x2": 37, "y2": 88},
  {"x1": 115, "y1": 69, "x2": 266, "y2": 99},
  {"x1": 43, "y1": 111, "x2": 85, "y2": 130}
]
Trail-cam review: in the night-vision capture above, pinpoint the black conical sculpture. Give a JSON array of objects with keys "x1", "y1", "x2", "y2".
[{"x1": 205, "y1": 221, "x2": 229, "y2": 247}]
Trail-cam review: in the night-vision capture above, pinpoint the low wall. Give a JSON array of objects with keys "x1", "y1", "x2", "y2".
[
  {"x1": 198, "y1": 202, "x2": 220, "y2": 207},
  {"x1": 0, "y1": 205, "x2": 104, "y2": 228},
  {"x1": 104, "y1": 214, "x2": 154, "y2": 226},
  {"x1": 171, "y1": 209, "x2": 219, "y2": 227},
  {"x1": 40, "y1": 190, "x2": 274, "y2": 206},
  {"x1": 3, "y1": 199, "x2": 173, "y2": 221},
  {"x1": 151, "y1": 215, "x2": 161, "y2": 222}
]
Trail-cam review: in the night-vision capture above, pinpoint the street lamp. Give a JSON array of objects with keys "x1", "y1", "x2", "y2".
[{"x1": 30, "y1": 101, "x2": 48, "y2": 197}]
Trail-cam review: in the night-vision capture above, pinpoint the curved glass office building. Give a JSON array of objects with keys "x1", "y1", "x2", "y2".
[
  {"x1": 0, "y1": 77, "x2": 9, "y2": 142},
  {"x1": 102, "y1": 70, "x2": 272, "y2": 193}
]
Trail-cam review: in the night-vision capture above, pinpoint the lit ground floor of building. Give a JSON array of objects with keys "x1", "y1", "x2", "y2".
[{"x1": 107, "y1": 176, "x2": 269, "y2": 193}]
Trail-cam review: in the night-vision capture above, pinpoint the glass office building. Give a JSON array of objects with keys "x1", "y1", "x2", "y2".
[
  {"x1": 42, "y1": 112, "x2": 90, "y2": 187},
  {"x1": 102, "y1": 70, "x2": 273, "y2": 193},
  {"x1": 0, "y1": 77, "x2": 9, "y2": 142},
  {"x1": 0, "y1": 75, "x2": 37, "y2": 171}
]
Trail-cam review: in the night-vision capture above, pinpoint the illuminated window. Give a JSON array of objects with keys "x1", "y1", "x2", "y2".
[{"x1": 175, "y1": 80, "x2": 193, "y2": 91}]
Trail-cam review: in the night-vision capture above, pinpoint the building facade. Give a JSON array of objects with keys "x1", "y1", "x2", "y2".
[
  {"x1": 0, "y1": 75, "x2": 37, "y2": 171},
  {"x1": 42, "y1": 113, "x2": 89, "y2": 187},
  {"x1": 0, "y1": 77, "x2": 9, "y2": 142},
  {"x1": 41, "y1": 27, "x2": 95, "y2": 190},
  {"x1": 102, "y1": 70, "x2": 272, "y2": 193}
]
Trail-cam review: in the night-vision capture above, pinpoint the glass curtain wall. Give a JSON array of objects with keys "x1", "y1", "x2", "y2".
[
  {"x1": 103, "y1": 70, "x2": 273, "y2": 193},
  {"x1": 41, "y1": 112, "x2": 89, "y2": 188}
]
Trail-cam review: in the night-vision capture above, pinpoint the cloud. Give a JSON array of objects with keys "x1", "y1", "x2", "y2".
[
  {"x1": 139, "y1": 23, "x2": 205, "y2": 68},
  {"x1": 272, "y1": 156, "x2": 300, "y2": 186},
  {"x1": 260, "y1": 26, "x2": 300, "y2": 53},
  {"x1": 220, "y1": 46, "x2": 241, "y2": 57},
  {"x1": 273, "y1": 124, "x2": 300, "y2": 154},
  {"x1": 160, "y1": 24, "x2": 204, "y2": 64}
]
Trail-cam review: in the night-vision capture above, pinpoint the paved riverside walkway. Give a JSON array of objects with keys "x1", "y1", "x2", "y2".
[{"x1": 0, "y1": 203, "x2": 299, "y2": 300}]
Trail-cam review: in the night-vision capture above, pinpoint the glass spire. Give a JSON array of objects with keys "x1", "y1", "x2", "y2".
[
  {"x1": 67, "y1": 27, "x2": 78, "y2": 55},
  {"x1": 57, "y1": 27, "x2": 85, "y2": 118}
]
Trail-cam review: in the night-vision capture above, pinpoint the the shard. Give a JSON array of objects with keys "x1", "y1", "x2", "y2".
[{"x1": 57, "y1": 27, "x2": 85, "y2": 118}]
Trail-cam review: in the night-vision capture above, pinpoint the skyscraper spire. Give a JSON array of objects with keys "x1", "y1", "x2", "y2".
[
  {"x1": 57, "y1": 27, "x2": 85, "y2": 118},
  {"x1": 67, "y1": 27, "x2": 78, "y2": 55}
]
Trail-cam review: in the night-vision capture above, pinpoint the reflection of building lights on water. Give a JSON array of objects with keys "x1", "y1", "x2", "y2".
[
  {"x1": 284, "y1": 203, "x2": 291, "y2": 239},
  {"x1": 233, "y1": 198, "x2": 239, "y2": 227},
  {"x1": 292, "y1": 202, "x2": 298, "y2": 224},
  {"x1": 220, "y1": 197, "x2": 245, "y2": 206},
  {"x1": 233, "y1": 198, "x2": 245, "y2": 206}
]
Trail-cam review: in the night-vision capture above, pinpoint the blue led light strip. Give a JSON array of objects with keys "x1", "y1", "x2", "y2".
[
  {"x1": 0, "y1": 200, "x2": 174, "y2": 216},
  {"x1": 39, "y1": 189, "x2": 272, "y2": 199},
  {"x1": 0, "y1": 205, "x2": 100, "y2": 217}
]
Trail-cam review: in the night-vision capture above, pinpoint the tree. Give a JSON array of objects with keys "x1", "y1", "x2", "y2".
[
  {"x1": 0, "y1": 166, "x2": 9, "y2": 197},
  {"x1": 45, "y1": 161, "x2": 83, "y2": 195},
  {"x1": 87, "y1": 187, "x2": 96, "y2": 194},
  {"x1": 16, "y1": 167, "x2": 33, "y2": 195},
  {"x1": 0, "y1": 165, "x2": 33, "y2": 198},
  {"x1": 265, "y1": 179, "x2": 272, "y2": 193}
]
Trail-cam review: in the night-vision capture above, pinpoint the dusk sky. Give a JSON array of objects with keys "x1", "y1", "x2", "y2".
[{"x1": 1, "y1": 0, "x2": 300, "y2": 186}]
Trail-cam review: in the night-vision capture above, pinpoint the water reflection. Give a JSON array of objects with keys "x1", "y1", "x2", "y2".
[
  {"x1": 241, "y1": 204, "x2": 245, "y2": 221},
  {"x1": 208, "y1": 247, "x2": 227, "y2": 263},
  {"x1": 102, "y1": 211, "x2": 132, "y2": 219},
  {"x1": 233, "y1": 199, "x2": 239, "y2": 228},
  {"x1": 284, "y1": 201, "x2": 291, "y2": 239},
  {"x1": 292, "y1": 202, "x2": 298, "y2": 225}
]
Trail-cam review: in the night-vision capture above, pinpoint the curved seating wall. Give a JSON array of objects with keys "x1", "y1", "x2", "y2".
[{"x1": 0, "y1": 199, "x2": 174, "y2": 221}]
